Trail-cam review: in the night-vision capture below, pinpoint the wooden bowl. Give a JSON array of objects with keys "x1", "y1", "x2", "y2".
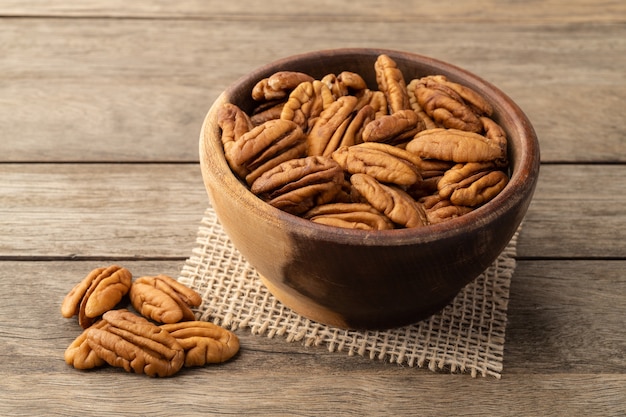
[{"x1": 199, "y1": 48, "x2": 540, "y2": 330}]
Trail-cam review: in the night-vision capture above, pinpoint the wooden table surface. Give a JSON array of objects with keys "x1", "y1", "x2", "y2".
[{"x1": 1, "y1": 1, "x2": 625, "y2": 416}]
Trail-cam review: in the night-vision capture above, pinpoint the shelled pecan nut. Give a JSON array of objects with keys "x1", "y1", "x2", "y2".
[
  {"x1": 280, "y1": 81, "x2": 318, "y2": 130},
  {"x1": 307, "y1": 95, "x2": 359, "y2": 156},
  {"x1": 406, "y1": 128, "x2": 507, "y2": 165},
  {"x1": 61, "y1": 265, "x2": 132, "y2": 329},
  {"x1": 437, "y1": 162, "x2": 497, "y2": 199},
  {"x1": 350, "y1": 173, "x2": 428, "y2": 228},
  {"x1": 374, "y1": 54, "x2": 410, "y2": 113},
  {"x1": 413, "y1": 75, "x2": 492, "y2": 132},
  {"x1": 130, "y1": 274, "x2": 202, "y2": 324},
  {"x1": 160, "y1": 321, "x2": 240, "y2": 367},
  {"x1": 321, "y1": 71, "x2": 368, "y2": 98},
  {"x1": 331, "y1": 142, "x2": 422, "y2": 186},
  {"x1": 425, "y1": 200, "x2": 474, "y2": 224},
  {"x1": 361, "y1": 109, "x2": 425, "y2": 146},
  {"x1": 449, "y1": 169, "x2": 509, "y2": 207},
  {"x1": 303, "y1": 202, "x2": 394, "y2": 230},
  {"x1": 250, "y1": 155, "x2": 344, "y2": 215},
  {"x1": 64, "y1": 319, "x2": 108, "y2": 370},
  {"x1": 407, "y1": 78, "x2": 437, "y2": 130},
  {"x1": 87, "y1": 309, "x2": 185, "y2": 377},
  {"x1": 251, "y1": 71, "x2": 315, "y2": 101},
  {"x1": 226, "y1": 118, "x2": 307, "y2": 185},
  {"x1": 250, "y1": 100, "x2": 285, "y2": 126}
]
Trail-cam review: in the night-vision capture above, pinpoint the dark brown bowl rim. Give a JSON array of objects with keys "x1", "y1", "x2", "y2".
[{"x1": 201, "y1": 48, "x2": 540, "y2": 246}]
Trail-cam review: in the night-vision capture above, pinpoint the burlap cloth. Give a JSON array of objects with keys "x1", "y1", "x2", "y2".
[{"x1": 178, "y1": 207, "x2": 520, "y2": 378}]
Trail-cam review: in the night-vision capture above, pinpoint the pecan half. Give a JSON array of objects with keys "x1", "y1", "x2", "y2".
[
  {"x1": 227, "y1": 119, "x2": 307, "y2": 185},
  {"x1": 413, "y1": 75, "x2": 488, "y2": 133},
  {"x1": 64, "y1": 319, "x2": 108, "y2": 370},
  {"x1": 406, "y1": 128, "x2": 507, "y2": 164},
  {"x1": 217, "y1": 103, "x2": 253, "y2": 150},
  {"x1": 161, "y1": 321, "x2": 240, "y2": 367},
  {"x1": 350, "y1": 173, "x2": 428, "y2": 228},
  {"x1": 374, "y1": 54, "x2": 410, "y2": 113},
  {"x1": 422, "y1": 197, "x2": 474, "y2": 224},
  {"x1": 250, "y1": 156, "x2": 344, "y2": 215},
  {"x1": 87, "y1": 309, "x2": 185, "y2": 377},
  {"x1": 331, "y1": 142, "x2": 422, "y2": 186},
  {"x1": 339, "y1": 104, "x2": 376, "y2": 148},
  {"x1": 279, "y1": 81, "x2": 317, "y2": 130},
  {"x1": 250, "y1": 100, "x2": 285, "y2": 126},
  {"x1": 130, "y1": 274, "x2": 202, "y2": 324},
  {"x1": 322, "y1": 71, "x2": 368, "y2": 98},
  {"x1": 407, "y1": 78, "x2": 437, "y2": 129},
  {"x1": 303, "y1": 202, "x2": 394, "y2": 230},
  {"x1": 361, "y1": 109, "x2": 424, "y2": 146},
  {"x1": 251, "y1": 71, "x2": 315, "y2": 101},
  {"x1": 437, "y1": 162, "x2": 497, "y2": 199},
  {"x1": 61, "y1": 265, "x2": 132, "y2": 329},
  {"x1": 449, "y1": 169, "x2": 509, "y2": 207},
  {"x1": 307, "y1": 95, "x2": 358, "y2": 156}
]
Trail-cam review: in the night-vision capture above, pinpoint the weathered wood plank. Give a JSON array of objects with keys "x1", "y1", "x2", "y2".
[
  {"x1": 0, "y1": 164, "x2": 624, "y2": 258},
  {"x1": 517, "y1": 164, "x2": 626, "y2": 258},
  {"x1": 0, "y1": 163, "x2": 206, "y2": 258},
  {"x1": 1, "y1": 19, "x2": 624, "y2": 163},
  {"x1": 0, "y1": 259, "x2": 624, "y2": 416},
  {"x1": 1, "y1": 0, "x2": 625, "y2": 23},
  {"x1": 505, "y1": 260, "x2": 626, "y2": 374}
]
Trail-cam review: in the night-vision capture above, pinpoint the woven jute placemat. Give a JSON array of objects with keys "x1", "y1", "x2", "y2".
[{"x1": 178, "y1": 207, "x2": 520, "y2": 378}]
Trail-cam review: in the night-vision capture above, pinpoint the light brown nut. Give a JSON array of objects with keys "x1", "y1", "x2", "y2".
[
  {"x1": 217, "y1": 103, "x2": 253, "y2": 149},
  {"x1": 250, "y1": 156, "x2": 344, "y2": 215},
  {"x1": 480, "y1": 116, "x2": 508, "y2": 162},
  {"x1": 368, "y1": 90, "x2": 389, "y2": 118},
  {"x1": 362, "y1": 109, "x2": 424, "y2": 146},
  {"x1": 406, "y1": 128, "x2": 507, "y2": 164},
  {"x1": 339, "y1": 105, "x2": 376, "y2": 148},
  {"x1": 250, "y1": 100, "x2": 285, "y2": 126},
  {"x1": 87, "y1": 309, "x2": 185, "y2": 377},
  {"x1": 64, "y1": 320, "x2": 108, "y2": 370},
  {"x1": 414, "y1": 75, "x2": 484, "y2": 133},
  {"x1": 130, "y1": 274, "x2": 202, "y2": 324},
  {"x1": 61, "y1": 265, "x2": 132, "y2": 329},
  {"x1": 279, "y1": 81, "x2": 317, "y2": 130},
  {"x1": 227, "y1": 119, "x2": 307, "y2": 185},
  {"x1": 416, "y1": 159, "x2": 455, "y2": 179},
  {"x1": 307, "y1": 95, "x2": 358, "y2": 156},
  {"x1": 331, "y1": 143, "x2": 422, "y2": 186},
  {"x1": 323, "y1": 71, "x2": 369, "y2": 98},
  {"x1": 161, "y1": 321, "x2": 240, "y2": 367},
  {"x1": 251, "y1": 71, "x2": 315, "y2": 101},
  {"x1": 374, "y1": 54, "x2": 410, "y2": 113},
  {"x1": 437, "y1": 162, "x2": 497, "y2": 199},
  {"x1": 407, "y1": 78, "x2": 438, "y2": 129},
  {"x1": 350, "y1": 173, "x2": 428, "y2": 228},
  {"x1": 425, "y1": 200, "x2": 474, "y2": 224},
  {"x1": 449, "y1": 170, "x2": 509, "y2": 207},
  {"x1": 303, "y1": 203, "x2": 394, "y2": 230},
  {"x1": 434, "y1": 75, "x2": 493, "y2": 117}
]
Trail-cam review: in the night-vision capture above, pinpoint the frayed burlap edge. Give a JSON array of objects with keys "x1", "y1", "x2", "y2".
[{"x1": 178, "y1": 207, "x2": 520, "y2": 378}]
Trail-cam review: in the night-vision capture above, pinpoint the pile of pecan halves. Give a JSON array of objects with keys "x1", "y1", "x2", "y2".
[
  {"x1": 61, "y1": 265, "x2": 239, "y2": 377},
  {"x1": 217, "y1": 54, "x2": 509, "y2": 230}
]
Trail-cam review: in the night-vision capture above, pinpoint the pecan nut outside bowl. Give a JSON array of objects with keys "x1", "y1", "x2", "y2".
[{"x1": 199, "y1": 48, "x2": 540, "y2": 330}]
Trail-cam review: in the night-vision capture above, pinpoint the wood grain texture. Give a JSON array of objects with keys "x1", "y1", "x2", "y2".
[
  {"x1": 1, "y1": 164, "x2": 623, "y2": 258},
  {"x1": 1, "y1": 260, "x2": 624, "y2": 417},
  {"x1": 1, "y1": 19, "x2": 624, "y2": 162},
  {"x1": 1, "y1": 0, "x2": 625, "y2": 23}
]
